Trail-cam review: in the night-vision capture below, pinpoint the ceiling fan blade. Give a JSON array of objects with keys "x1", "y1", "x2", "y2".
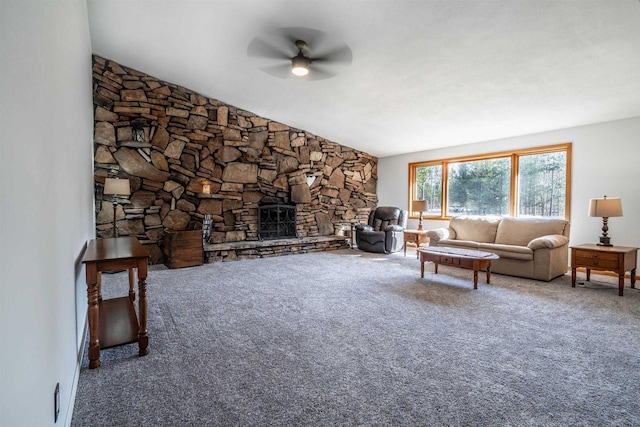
[
  {"x1": 276, "y1": 27, "x2": 328, "y2": 53},
  {"x1": 311, "y1": 44, "x2": 353, "y2": 66},
  {"x1": 259, "y1": 64, "x2": 294, "y2": 79},
  {"x1": 307, "y1": 64, "x2": 338, "y2": 81},
  {"x1": 247, "y1": 37, "x2": 291, "y2": 60}
]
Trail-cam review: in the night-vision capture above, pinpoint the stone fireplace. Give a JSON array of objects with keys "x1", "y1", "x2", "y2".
[
  {"x1": 258, "y1": 205, "x2": 297, "y2": 240},
  {"x1": 92, "y1": 56, "x2": 378, "y2": 263}
]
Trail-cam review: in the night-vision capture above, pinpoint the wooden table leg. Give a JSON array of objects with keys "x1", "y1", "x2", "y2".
[
  {"x1": 97, "y1": 271, "x2": 102, "y2": 302},
  {"x1": 404, "y1": 241, "x2": 408, "y2": 257},
  {"x1": 586, "y1": 268, "x2": 591, "y2": 282},
  {"x1": 571, "y1": 268, "x2": 576, "y2": 287},
  {"x1": 434, "y1": 263, "x2": 438, "y2": 274},
  {"x1": 137, "y1": 259, "x2": 149, "y2": 356},
  {"x1": 128, "y1": 268, "x2": 136, "y2": 301},
  {"x1": 473, "y1": 269, "x2": 478, "y2": 289},
  {"x1": 86, "y1": 263, "x2": 101, "y2": 369},
  {"x1": 618, "y1": 274, "x2": 624, "y2": 297},
  {"x1": 486, "y1": 266, "x2": 491, "y2": 284},
  {"x1": 420, "y1": 259, "x2": 425, "y2": 278},
  {"x1": 631, "y1": 269, "x2": 636, "y2": 289}
]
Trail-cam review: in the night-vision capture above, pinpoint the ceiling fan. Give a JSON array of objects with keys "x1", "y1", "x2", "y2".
[{"x1": 247, "y1": 27, "x2": 352, "y2": 81}]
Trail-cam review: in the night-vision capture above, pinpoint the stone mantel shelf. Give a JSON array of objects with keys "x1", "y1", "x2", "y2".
[
  {"x1": 204, "y1": 235, "x2": 346, "y2": 251},
  {"x1": 118, "y1": 141, "x2": 153, "y2": 148},
  {"x1": 197, "y1": 193, "x2": 225, "y2": 199}
]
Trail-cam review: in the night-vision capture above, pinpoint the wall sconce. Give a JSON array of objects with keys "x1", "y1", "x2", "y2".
[
  {"x1": 202, "y1": 181, "x2": 211, "y2": 194},
  {"x1": 104, "y1": 178, "x2": 131, "y2": 238},
  {"x1": 412, "y1": 200, "x2": 427, "y2": 231},
  {"x1": 588, "y1": 195, "x2": 623, "y2": 246}
]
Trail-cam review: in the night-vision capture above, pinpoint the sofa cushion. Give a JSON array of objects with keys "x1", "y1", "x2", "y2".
[
  {"x1": 527, "y1": 235, "x2": 569, "y2": 250},
  {"x1": 437, "y1": 239, "x2": 480, "y2": 250},
  {"x1": 495, "y1": 217, "x2": 568, "y2": 246},
  {"x1": 478, "y1": 243, "x2": 533, "y2": 261},
  {"x1": 449, "y1": 216, "x2": 500, "y2": 243},
  {"x1": 426, "y1": 228, "x2": 456, "y2": 242}
]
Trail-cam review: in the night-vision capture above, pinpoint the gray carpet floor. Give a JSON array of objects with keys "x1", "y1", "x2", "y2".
[{"x1": 71, "y1": 248, "x2": 640, "y2": 426}]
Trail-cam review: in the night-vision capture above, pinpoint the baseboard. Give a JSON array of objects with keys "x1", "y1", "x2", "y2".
[{"x1": 64, "y1": 318, "x2": 87, "y2": 427}]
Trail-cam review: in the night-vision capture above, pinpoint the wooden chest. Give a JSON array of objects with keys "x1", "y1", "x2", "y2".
[{"x1": 163, "y1": 230, "x2": 203, "y2": 269}]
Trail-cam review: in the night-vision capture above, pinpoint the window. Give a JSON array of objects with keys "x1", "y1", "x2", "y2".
[
  {"x1": 409, "y1": 143, "x2": 571, "y2": 220},
  {"x1": 413, "y1": 164, "x2": 442, "y2": 216}
]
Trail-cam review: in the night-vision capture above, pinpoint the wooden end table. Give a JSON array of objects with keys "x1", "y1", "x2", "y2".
[
  {"x1": 81, "y1": 237, "x2": 150, "y2": 368},
  {"x1": 404, "y1": 229, "x2": 429, "y2": 258},
  {"x1": 418, "y1": 246, "x2": 499, "y2": 289},
  {"x1": 570, "y1": 243, "x2": 638, "y2": 296}
]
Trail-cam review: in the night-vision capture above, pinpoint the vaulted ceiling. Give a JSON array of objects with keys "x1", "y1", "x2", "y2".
[{"x1": 87, "y1": 0, "x2": 640, "y2": 157}]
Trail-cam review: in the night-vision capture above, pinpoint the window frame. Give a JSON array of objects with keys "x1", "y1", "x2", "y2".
[{"x1": 408, "y1": 143, "x2": 572, "y2": 221}]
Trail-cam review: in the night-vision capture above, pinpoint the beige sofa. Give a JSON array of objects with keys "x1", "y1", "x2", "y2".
[{"x1": 426, "y1": 216, "x2": 570, "y2": 281}]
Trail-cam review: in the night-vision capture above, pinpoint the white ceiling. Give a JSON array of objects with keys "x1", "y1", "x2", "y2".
[{"x1": 87, "y1": 0, "x2": 640, "y2": 158}]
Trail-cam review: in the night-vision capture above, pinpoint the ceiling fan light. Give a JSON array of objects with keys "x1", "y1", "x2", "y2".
[{"x1": 291, "y1": 55, "x2": 309, "y2": 76}]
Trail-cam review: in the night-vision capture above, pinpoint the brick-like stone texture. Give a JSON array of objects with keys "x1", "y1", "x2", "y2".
[{"x1": 93, "y1": 56, "x2": 377, "y2": 262}]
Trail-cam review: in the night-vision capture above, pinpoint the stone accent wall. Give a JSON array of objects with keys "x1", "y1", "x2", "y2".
[{"x1": 92, "y1": 56, "x2": 378, "y2": 263}]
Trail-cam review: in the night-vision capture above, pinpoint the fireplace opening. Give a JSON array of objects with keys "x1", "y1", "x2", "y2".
[
  {"x1": 258, "y1": 205, "x2": 298, "y2": 240},
  {"x1": 258, "y1": 204, "x2": 297, "y2": 240}
]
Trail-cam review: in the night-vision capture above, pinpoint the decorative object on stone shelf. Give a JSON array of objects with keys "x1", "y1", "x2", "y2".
[
  {"x1": 247, "y1": 27, "x2": 353, "y2": 81},
  {"x1": 132, "y1": 125, "x2": 145, "y2": 142},
  {"x1": 201, "y1": 181, "x2": 211, "y2": 195},
  {"x1": 412, "y1": 200, "x2": 427, "y2": 231},
  {"x1": 103, "y1": 178, "x2": 131, "y2": 237},
  {"x1": 588, "y1": 195, "x2": 623, "y2": 246},
  {"x1": 202, "y1": 214, "x2": 212, "y2": 245}
]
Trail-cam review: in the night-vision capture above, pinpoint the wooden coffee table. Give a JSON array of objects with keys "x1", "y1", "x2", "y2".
[{"x1": 418, "y1": 246, "x2": 499, "y2": 289}]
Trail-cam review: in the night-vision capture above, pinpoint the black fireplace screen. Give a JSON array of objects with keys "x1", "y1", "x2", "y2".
[{"x1": 258, "y1": 204, "x2": 297, "y2": 240}]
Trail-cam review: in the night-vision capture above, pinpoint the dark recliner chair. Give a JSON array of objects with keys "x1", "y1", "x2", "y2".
[{"x1": 355, "y1": 206, "x2": 407, "y2": 253}]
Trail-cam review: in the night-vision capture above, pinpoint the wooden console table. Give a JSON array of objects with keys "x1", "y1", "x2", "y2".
[
  {"x1": 82, "y1": 237, "x2": 150, "y2": 368},
  {"x1": 570, "y1": 243, "x2": 638, "y2": 296}
]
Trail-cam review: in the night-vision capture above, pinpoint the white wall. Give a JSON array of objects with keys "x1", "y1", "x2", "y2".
[
  {"x1": 378, "y1": 117, "x2": 640, "y2": 249},
  {"x1": 0, "y1": 2, "x2": 94, "y2": 426}
]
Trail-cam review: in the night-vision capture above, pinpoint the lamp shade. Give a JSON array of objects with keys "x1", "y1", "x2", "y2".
[
  {"x1": 588, "y1": 197, "x2": 622, "y2": 218},
  {"x1": 104, "y1": 178, "x2": 131, "y2": 196},
  {"x1": 412, "y1": 200, "x2": 427, "y2": 215}
]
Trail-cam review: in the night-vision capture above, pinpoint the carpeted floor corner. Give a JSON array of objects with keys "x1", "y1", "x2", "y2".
[{"x1": 71, "y1": 248, "x2": 640, "y2": 426}]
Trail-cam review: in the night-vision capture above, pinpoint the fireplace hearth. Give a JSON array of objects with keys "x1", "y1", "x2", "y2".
[{"x1": 259, "y1": 205, "x2": 297, "y2": 240}]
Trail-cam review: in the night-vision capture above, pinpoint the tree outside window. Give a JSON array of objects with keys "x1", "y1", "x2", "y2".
[
  {"x1": 414, "y1": 164, "x2": 442, "y2": 216},
  {"x1": 518, "y1": 151, "x2": 567, "y2": 218},
  {"x1": 447, "y1": 158, "x2": 511, "y2": 216}
]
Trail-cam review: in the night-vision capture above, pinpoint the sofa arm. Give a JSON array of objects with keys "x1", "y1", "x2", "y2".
[
  {"x1": 356, "y1": 224, "x2": 373, "y2": 232},
  {"x1": 426, "y1": 227, "x2": 456, "y2": 243},
  {"x1": 385, "y1": 225, "x2": 404, "y2": 232},
  {"x1": 527, "y1": 235, "x2": 569, "y2": 250}
]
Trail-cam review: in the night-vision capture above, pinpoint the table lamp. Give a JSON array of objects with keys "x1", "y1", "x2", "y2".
[
  {"x1": 588, "y1": 195, "x2": 623, "y2": 246},
  {"x1": 412, "y1": 200, "x2": 427, "y2": 230},
  {"x1": 104, "y1": 178, "x2": 131, "y2": 237}
]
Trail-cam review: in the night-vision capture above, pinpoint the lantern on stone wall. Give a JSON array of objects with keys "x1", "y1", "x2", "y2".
[
  {"x1": 132, "y1": 125, "x2": 145, "y2": 142},
  {"x1": 202, "y1": 181, "x2": 211, "y2": 194}
]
